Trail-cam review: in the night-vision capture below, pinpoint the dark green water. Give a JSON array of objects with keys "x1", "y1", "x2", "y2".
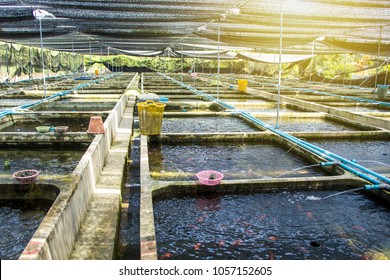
[
  {"x1": 154, "y1": 190, "x2": 390, "y2": 260},
  {"x1": 0, "y1": 199, "x2": 52, "y2": 260}
]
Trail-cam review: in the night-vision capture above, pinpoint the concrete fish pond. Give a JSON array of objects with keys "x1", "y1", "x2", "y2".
[
  {"x1": 153, "y1": 189, "x2": 390, "y2": 260},
  {"x1": 147, "y1": 136, "x2": 342, "y2": 181},
  {"x1": 0, "y1": 114, "x2": 107, "y2": 133},
  {"x1": 161, "y1": 116, "x2": 261, "y2": 133},
  {"x1": 257, "y1": 116, "x2": 379, "y2": 132},
  {"x1": 0, "y1": 145, "x2": 87, "y2": 176},
  {"x1": 34, "y1": 101, "x2": 117, "y2": 112},
  {"x1": 163, "y1": 102, "x2": 222, "y2": 113},
  {"x1": 0, "y1": 184, "x2": 59, "y2": 259}
]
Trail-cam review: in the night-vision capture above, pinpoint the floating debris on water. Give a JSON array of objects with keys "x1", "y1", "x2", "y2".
[{"x1": 306, "y1": 195, "x2": 322, "y2": 200}]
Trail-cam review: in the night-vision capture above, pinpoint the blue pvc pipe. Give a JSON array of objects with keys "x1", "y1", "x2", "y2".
[
  {"x1": 162, "y1": 73, "x2": 389, "y2": 185},
  {"x1": 240, "y1": 111, "x2": 387, "y2": 185},
  {"x1": 364, "y1": 184, "x2": 390, "y2": 190}
]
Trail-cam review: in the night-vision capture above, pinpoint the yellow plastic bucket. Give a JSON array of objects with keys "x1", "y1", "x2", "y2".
[
  {"x1": 94, "y1": 69, "x2": 99, "y2": 75},
  {"x1": 137, "y1": 100, "x2": 166, "y2": 135},
  {"x1": 237, "y1": 79, "x2": 248, "y2": 92}
]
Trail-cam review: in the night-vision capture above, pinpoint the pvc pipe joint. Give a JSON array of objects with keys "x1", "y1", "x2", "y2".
[{"x1": 364, "y1": 184, "x2": 390, "y2": 190}]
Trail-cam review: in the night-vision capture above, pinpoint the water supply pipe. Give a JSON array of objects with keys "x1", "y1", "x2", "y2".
[{"x1": 364, "y1": 184, "x2": 390, "y2": 191}]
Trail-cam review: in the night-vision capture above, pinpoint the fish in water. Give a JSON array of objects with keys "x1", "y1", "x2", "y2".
[
  {"x1": 218, "y1": 240, "x2": 225, "y2": 247},
  {"x1": 352, "y1": 225, "x2": 365, "y2": 231},
  {"x1": 231, "y1": 239, "x2": 242, "y2": 246},
  {"x1": 243, "y1": 221, "x2": 253, "y2": 227},
  {"x1": 259, "y1": 214, "x2": 267, "y2": 220},
  {"x1": 194, "y1": 243, "x2": 201, "y2": 250},
  {"x1": 187, "y1": 224, "x2": 199, "y2": 230},
  {"x1": 269, "y1": 236, "x2": 278, "y2": 241},
  {"x1": 244, "y1": 229, "x2": 254, "y2": 235},
  {"x1": 160, "y1": 252, "x2": 174, "y2": 259}
]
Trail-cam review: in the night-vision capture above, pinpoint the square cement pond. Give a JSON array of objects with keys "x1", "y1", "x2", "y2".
[
  {"x1": 0, "y1": 145, "x2": 87, "y2": 176},
  {"x1": 148, "y1": 140, "x2": 330, "y2": 181},
  {"x1": 153, "y1": 189, "x2": 390, "y2": 260},
  {"x1": 161, "y1": 116, "x2": 262, "y2": 133}
]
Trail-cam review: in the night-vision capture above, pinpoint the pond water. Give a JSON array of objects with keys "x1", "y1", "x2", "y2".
[
  {"x1": 0, "y1": 146, "x2": 86, "y2": 176},
  {"x1": 154, "y1": 190, "x2": 390, "y2": 260},
  {"x1": 161, "y1": 117, "x2": 260, "y2": 133},
  {"x1": 0, "y1": 199, "x2": 52, "y2": 259},
  {"x1": 117, "y1": 138, "x2": 141, "y2": 260},
  {"x1": 260, "y1": 118, "x2": 369, "y2": 132},
  {"x1": 0, "y1": 118, "x2": 93, "y2": 132},
  {"x1": 310, "y1": 140, "x2": 390, "y2": 174}
]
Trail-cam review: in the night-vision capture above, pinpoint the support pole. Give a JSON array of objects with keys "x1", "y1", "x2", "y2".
[
  {"x1": 89, "y1": 39, "x2": 92, "y2": 72},
  {"x1": 375, "y1": 26, "x2": 382, "y2": 89},
  {"x1": 217, "y1": 18, "x2": 221, "y2": 101},
  {"x1": 309, "y1": 41, "x2": 315, "y2": 83},
  {"x1": 38, "y1": 17, "x2": 47, "y2": 98},
  {"x1": 72, "y1": 39, "x2": 75, "y2": 78},
  {"x1": 181, "y1": 44, "x2": 183, "y2": 83}
]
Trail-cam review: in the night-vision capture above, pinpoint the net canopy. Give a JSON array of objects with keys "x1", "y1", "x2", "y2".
[{"x1": 0, "y1": 0, "x2": 389, "y2": 57}]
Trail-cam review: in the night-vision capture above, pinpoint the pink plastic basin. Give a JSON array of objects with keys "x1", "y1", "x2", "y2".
[{"x1": 196, "y1": 170, "x2": 224, "y2": 186}]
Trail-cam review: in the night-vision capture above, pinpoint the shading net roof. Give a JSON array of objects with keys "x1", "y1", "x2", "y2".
[{"x1": 0, "y1": 0, "x2": 390, "y2": 57}]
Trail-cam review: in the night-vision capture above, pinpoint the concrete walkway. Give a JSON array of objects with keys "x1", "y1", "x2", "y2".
[{"x1": 70, "y1": 98, "x2": 134, "y2": 260}]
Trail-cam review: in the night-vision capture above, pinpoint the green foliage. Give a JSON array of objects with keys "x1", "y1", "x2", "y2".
[
  {"x1": 2, "y1": 40, "x2": 387, "y2": 83},
  {"x1": 313, "y1": 54, "x2": 357, "y2": 79}
]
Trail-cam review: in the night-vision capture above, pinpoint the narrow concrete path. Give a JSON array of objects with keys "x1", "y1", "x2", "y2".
[{"x1": 70, "y1": 99, "x2": 134, "y2": 260}]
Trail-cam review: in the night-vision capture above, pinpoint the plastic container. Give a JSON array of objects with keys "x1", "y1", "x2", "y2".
[
  {"x1": 55, "y1": 126, "x2": 69, "y2": 134},
  {"x1": 87, "y1": 116, "x2": 105, "y2": 134},
  {"x1": 13, "y1": 169, "x2": 40, "y2": 184},
  {"x1": 138, "y1": 100, "x2": 166, "y2": 135},
  {"x1": 196, "y1": 170, "x2": 224, "y2": 186},
  {"x1": 237, "y1": 79, "x2": 248, "y2": 92},
  {"x1": 35, "y1": 126, "x2": 51, "y2": 133},
  {"x1": 376, "y1": 85, "x2": 389, "y2": 98}
]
